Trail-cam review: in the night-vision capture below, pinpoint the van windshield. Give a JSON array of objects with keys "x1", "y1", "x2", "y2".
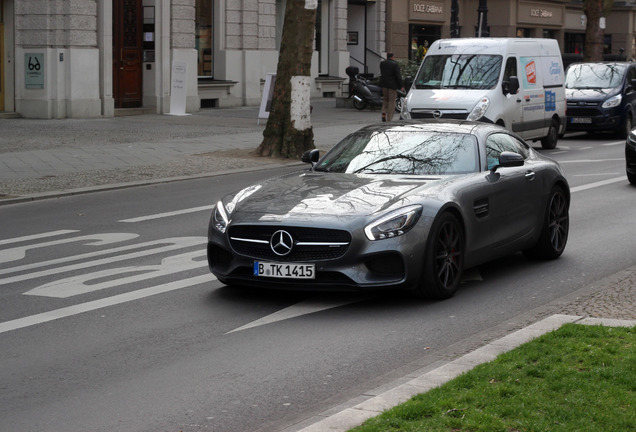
[
  {"x1": 565, "y1": 63, "x2": 626, "y2": 89},
  {"x1": 414, "y1": 54, "x2": 503, "y2": 90}
]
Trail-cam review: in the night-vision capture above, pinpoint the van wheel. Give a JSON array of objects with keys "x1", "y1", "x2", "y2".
[
  {"x1": 541, "y1": 119, "x2": 559, "y2": 150},
  {"x1": 619, "y1": 112, "x2": 633, "y2": 139}
]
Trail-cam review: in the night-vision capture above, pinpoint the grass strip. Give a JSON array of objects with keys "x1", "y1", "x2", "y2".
[{"x1": 350, "y1": 324, "x2": 635, "y2": 432}]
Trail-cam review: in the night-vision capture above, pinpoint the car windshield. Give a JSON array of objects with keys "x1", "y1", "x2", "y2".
[
  {"x1": 314, "y1": 130, "x2": 479, "y2": 175},
  {"x1": 413, "y1": 54, "x2": 503, "y2": 90},
  {"x1": 565, "y1": 63, "x2": 626, "y2": 89}
]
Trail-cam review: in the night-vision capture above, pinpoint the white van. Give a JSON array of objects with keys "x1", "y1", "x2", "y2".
[{"x1": 401, "y1": 38, "x2": 566, "y2": 149}]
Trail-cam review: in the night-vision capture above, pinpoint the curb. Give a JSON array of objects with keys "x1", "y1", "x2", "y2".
[{"x1": 288, "y1": 314, "x2": 636, "y2": 432}]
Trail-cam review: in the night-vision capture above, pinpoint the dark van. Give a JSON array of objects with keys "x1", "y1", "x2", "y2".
[{"x1": 565, "y1": 62, "x2": 636, "y2": 138}]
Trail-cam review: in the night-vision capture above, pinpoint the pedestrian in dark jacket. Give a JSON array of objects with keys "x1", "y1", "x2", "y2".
[{"x1": 379, "y1": 53, "x2": 404, "y2": 122}]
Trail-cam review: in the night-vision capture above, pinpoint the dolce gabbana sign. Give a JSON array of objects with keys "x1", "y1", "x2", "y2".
[
  {"x1": 518, "y1": 2, "x2": 563, "y2": 25},
  {"x1": 530, "y1": 9, "x2": 553, "y2": 18},
  {"x1": 409, "y1": 0, "x2": 446, "y2": 22}
]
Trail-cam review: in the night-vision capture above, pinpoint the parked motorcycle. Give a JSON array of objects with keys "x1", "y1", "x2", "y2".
[{"x1": 346, "y1": 67, "x2": 405, "y2": 112}]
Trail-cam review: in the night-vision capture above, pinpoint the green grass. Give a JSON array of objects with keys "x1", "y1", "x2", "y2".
[{"x1": 350, "y1": 324, "x2": 636, "y2": 432}]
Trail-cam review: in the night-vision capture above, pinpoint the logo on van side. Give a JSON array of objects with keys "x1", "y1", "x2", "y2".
[{"x1": 525, "y1": 61, "x2": 537, "y2": 84}]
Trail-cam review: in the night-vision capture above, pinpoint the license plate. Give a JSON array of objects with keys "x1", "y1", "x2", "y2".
[
  {"x1": 254, "y1": 261, "x2": 315, "y2": 279},
  {"x1": 571, "y1": 117, "x2": 592, "y2": 124}
]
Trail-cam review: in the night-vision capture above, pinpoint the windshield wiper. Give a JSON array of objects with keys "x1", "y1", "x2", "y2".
[{"x1": 441, "y1": 84, "x2": 475, "y2": 89}]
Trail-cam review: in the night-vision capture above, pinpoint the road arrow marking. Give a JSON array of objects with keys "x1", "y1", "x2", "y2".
[
  {"x1": 225, "y1": 295, "x2": 374, "y2": 334},
  {"x1": 0, "y1": 274, "x2": 216, "y2": 335}
]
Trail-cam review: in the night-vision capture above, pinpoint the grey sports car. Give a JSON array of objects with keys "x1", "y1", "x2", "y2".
[{"x1": 207, "y1": 120, "x2": 570, "y2": 299}]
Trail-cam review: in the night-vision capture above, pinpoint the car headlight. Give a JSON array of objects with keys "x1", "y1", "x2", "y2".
[
  {"x1": 213, "y1": 201, "x2": 231, "y2": 233},
  {"x1": 364, "y1": 205, "x2": 422, "y2": 241},
  {"x1": 467, "y1": 97, "x2": 489, "y2": 121},
  {"x1": 602, "y1": 94, "x2": 622, "y2": 109}
]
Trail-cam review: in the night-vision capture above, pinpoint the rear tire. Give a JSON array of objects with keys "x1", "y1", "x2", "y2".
[
  {"x1": 627, "y1": 168, "x2": 636, "y2": 185},
  {"x1": 415, "y1": 212, "x2": 464, "y2": 299},
  {"x1": 524, "y1": 185, "x2": 569, "y2": 260},
  {"x1": 541, "y1": 119, "x2": 559, "y2": 150}
]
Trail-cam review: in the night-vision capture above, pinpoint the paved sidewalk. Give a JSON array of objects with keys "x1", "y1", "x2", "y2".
[
  {"x1": 0, "y1": 99, "x2": 379, "y2": 201},
  {"x1": 1, "y1": 99, "x2": 634, "y2": 432}
]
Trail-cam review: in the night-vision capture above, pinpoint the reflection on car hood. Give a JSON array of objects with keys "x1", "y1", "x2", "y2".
[
  {"x1": 227, "y1": 171, "x2": 445, "y2": 220},
  {"x1": 565, "y1": 87, "x2": 618, "y2": 101}
]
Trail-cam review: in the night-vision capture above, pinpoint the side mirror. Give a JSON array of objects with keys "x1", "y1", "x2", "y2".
[
  {"x1": 301, "y1": 149, "x2": 320, "y2": 167},
  {"x1": 503, "y1": 76, "x2": 520, "y2": 95},
  {"x1": 491, "y1": 151, "x2": 524, "y2": 172}
]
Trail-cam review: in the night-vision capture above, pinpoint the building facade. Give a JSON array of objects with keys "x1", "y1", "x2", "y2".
[
  {"x1": 389, "y1": 0, "x2": 636, "y2": 64},
  {"x1": 2, "y1": 0, "x2": 636, "y2": 119}
]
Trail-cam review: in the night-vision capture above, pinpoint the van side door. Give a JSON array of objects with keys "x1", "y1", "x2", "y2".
[
  {"x1": 624, "y1": 65, "x2": 636, "y2": 128},
  {"x1": 502, "y1": 56, "x2": 524, "y2": 135},
  {"x1": 518, "y1": 56, "x2": 546, "y2": 140}
]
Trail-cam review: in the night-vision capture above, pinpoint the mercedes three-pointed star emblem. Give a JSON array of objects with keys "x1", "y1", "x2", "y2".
[{"x1": 270, "y1": 230, "x2": 294, "y2": 256}]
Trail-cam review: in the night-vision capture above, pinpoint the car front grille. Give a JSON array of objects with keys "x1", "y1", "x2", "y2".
[
  {"x1": 566, "y1": 106, "x2": 601, "y2": 117},
  {"x1": 410, "y1": 112, "x2": 468, "y2": 120},
  {"x1": 228, "y1": 225, "x2": 351, "y2": 262}
]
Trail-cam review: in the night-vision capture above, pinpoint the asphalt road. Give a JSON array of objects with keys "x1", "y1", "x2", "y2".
[{"x1": 0, "y1": 133, "x2": 634, "y2": 432}]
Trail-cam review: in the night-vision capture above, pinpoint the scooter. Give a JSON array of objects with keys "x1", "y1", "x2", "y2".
[{"x1": 346, "y1": 67, "x2": 405, "y2": 112}]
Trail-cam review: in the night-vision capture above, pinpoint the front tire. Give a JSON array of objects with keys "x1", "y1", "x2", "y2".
[
  {"x1": 416, "y1": 212, "x2": 464, "y2": 299},
  {"x1": 524, "y1": 185, "x2": 569, "y2": 260},
  {"x1": 353, "y1": 97, "x2": 367, "y2": 110},
  {"x1": 541, "y1": 118, "x2": 559, "y2": 150},
  {"x1": 619, "y1": 112, "x2": 633, "y2": 139}
]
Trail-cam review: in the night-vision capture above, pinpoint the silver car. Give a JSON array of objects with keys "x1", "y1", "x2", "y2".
[{"x1": 207, "y1": 120, "x2": 570, "y2": 299}]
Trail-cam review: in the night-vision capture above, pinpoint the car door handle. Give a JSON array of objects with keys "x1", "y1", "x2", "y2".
[{"x1": 525, "y1": 170, "x2": 536, "y2": 181}]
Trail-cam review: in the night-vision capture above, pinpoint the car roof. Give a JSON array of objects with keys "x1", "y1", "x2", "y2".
[{"x1": 355, "y1": 119, "x2": 506, "y2": 136}]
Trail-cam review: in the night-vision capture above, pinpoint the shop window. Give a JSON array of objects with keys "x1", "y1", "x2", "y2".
[
  {"x1": 196, "y1": 0, "x2": 213, "y2": 78},
  {"x1": 409, "y1": 25, "x2": 440, "y2": 62},
  {"x1": 516, "y1": 28, "x2": 530, "y2": 38},
  {"x1": 543, "y1": 29, "x2": 556, "y2": 39}
]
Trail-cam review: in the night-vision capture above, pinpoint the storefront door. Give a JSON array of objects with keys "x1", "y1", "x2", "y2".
[{"x1": 113, "y1": 0, "x2": 143, "y2": 108}]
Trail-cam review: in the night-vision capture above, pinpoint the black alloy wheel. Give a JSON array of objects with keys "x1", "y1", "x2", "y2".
[
  {"x1": 524, "y1": 185, "x2": 569, "y2": 259},
  {"x1": 417, "y1": 212, "x2": 464, "y2": 299}
]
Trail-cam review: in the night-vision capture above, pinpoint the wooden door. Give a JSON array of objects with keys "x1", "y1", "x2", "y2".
[{"x1": 113, "y1": 0, "x2": 143, "y2": 108}]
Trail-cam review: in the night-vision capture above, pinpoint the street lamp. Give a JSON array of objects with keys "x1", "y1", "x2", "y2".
[
  {"x1": 477, "y1": 0, "x2": 489, "y2": 37},
  {"x1": 450, "y1": 0, "x2": 460, "y2": 38}
]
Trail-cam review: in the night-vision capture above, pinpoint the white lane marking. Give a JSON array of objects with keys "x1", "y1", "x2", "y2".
[
  {"x1": 25, "y1": 250, "x2": 207, "y2": 298},
  {"x1": 573, "y1": 173, "x2": 619, "y2": 177},
  {"x1": 0, "y1": 274, "x2": 216, "y2": 335},
  {"x1": 0, "y1": 233, "x2": 139, "y2": 264},
  {"x1": 226, "y1": 296, "x2": 373, "y2": 334},
  {"x1": 570, "y1": 176, "x2": 627, "y2": 193},
  {"x1": 119, "y1": 205, "x2": 215, "y2": 223},
  {"x1": 558, "y1": 158, "x2": 623, "y2": 163},
  {"x1": 0, "y1": 230, "x2": 79, "y2": 246},
  {"x1": 0, "y1": 237, "x2": 205, "y2": 285},
  {"x1": 602, "y1": 141, "x2": 625, "y2": 146}
]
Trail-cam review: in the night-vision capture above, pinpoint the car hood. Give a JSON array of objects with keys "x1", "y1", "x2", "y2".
[
  {"x1": 224, "y1": 171, "x2": 448, "y2": 221},
  {"x1": 565, "y1": 87, "x2": 619, "y2": 101},
  {"x1": 406, "y1": 89, "x2": 488, "y2": 109}
]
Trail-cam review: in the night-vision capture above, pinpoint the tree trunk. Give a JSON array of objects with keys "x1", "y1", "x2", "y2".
[
  {"x1": 583, "y1": 0, "x2": 615, "y2": 62},
  {"x1": 583, "y1": 0, "x2": 603, "y2": 62},
  {"x1": 256, "y1": 0, "x2": 317, "y2": 159}
]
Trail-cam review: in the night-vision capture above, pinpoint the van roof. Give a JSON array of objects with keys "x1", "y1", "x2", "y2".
[{"x1": 429, "y1": 38, "x2": 560, "y2": 56}]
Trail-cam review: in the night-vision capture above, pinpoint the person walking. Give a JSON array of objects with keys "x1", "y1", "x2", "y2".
[{"x1": 379, "y1": 52, "x2": 404, "y2": 122}]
